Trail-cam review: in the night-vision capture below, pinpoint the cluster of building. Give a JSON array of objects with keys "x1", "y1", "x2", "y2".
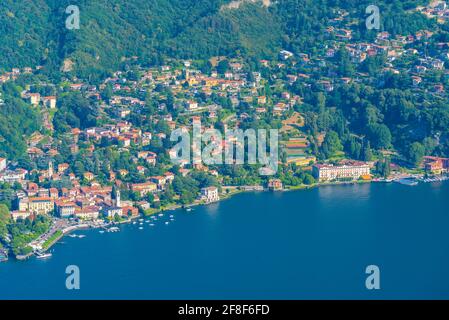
[
  {"x1": 0, "y1": 167, "x2": 28, "y2": 184},
  {"x1": 3, "y1": 145, "x2": 222, "y2": 221},
  {"x1": 420, "y1": 1, "x2": 449, "y2": 23},
  {"x1": 11, "y1": 183, "x2": 137, "y2": 221},
  {"x1": 315, "y1": 7, "x2": 449, "y2": 97},
  {"x1": 0, "y1": 66, "x2": 42, "y2": 84},
  {"x1": 3, "y1": 1, "x2": 449, "y2": 227},
  {"x1": 83, "y1": 121, "x2": 148, "y2": 149},
  {"x1": 20, "y1": 91, "x2": 57, "y2": 109}
]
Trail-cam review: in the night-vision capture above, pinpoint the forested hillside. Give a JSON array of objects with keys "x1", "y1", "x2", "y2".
[
  {"x1": 0, "y1": 0, "x2": 53, "y2": 70},
  {"x1": 0, "y1": 84, "x2": 41, "y2": 160},
  {"x1": 0, "y1": 0, "x2": 435, "y2": 78},
  {"x1": 1, "y1": 0, "x2": 446, "y2": 163}
]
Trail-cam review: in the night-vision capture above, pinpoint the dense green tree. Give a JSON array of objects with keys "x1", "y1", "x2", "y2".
[
  {"x1": 302, "y1": 173, "x2": 315, "y2": 185},
  {"x1": 321, "y1": 131, "x2": 343, "y2": 158},
  {"x1": 346, "y1": 137, "x2": 362, "y2": 160},
  {"x1": 367, "y1": 124, "x2": 392, "y2": 149},
  {"x1": 406, "y1": 142, "x2": 425, "y2": 167},
  {"x1": 361, "y1": 140, "x2": 373, "y2": 162},
  {"x1": 53, "y1": 93, "x2": 98, "y2": 133},
  {"x1": 0, "y1": 204, "x2": 10, "y2": 240},
  {"x1": 217, "y1": 60, "x2": 230, "y2": 75},
  {"x1": 0, "y1": 93, "x2": 41, "y2": 159},
  {"x1": 376, "y1": 157, "x2": 391, "y2": 178}
]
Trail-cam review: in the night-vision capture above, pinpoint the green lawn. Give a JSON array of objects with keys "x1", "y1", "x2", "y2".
[
  {"x1": 144, "y1": 208, "x2": 160, "y2": 216},
  {"x1": 42, "y1": 230, "x2": 63, "y2": 250}
]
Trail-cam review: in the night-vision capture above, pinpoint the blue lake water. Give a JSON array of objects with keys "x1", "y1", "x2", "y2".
[{"x1": 1, "y1": 182, "x2": 449, "y2": 299}]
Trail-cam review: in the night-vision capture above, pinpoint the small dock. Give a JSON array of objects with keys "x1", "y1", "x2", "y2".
[{"x1": 394, "y1": 177, "x2": 419, "y2": 186}]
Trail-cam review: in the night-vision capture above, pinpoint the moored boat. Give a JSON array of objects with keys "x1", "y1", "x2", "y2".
[
  {"x1": 35, "y1": 251, "x2": 52, "y2": 259},
  {"x1": 107, "y1": 227, "x2": 120, "y2": 232}
]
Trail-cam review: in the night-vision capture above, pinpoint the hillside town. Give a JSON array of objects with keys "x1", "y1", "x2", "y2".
[{"x1": 2, "y1": 1, "x2": 449, "y2": 261}]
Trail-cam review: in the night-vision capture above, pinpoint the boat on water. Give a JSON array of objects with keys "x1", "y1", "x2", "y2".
[
  {"x1": 107, "y1": 227, "x2": 120, "y2": 232},
  {"x1": 150, "y1": 224, "x2": 155, "y2": 227},
  {"x1": 139, "y1": 227, "x2": 144, "y2": 230},
  {"x1": 68, "y1": 234, "x2": 77, "y2": 238},
  {"x1": 165, "y1": 222, "x2": 170, "y2": 225},
  {"x1": 158, "y1": 214, "x2": 164, "y2": 217},
  {"x1": 99, "y1": 230, "x2": 105, "y2": 234},
  {"x1": 35, "y1": 251, "x2": 52, "y2": 259},
  {"x1": 78, "y1": 235, "x2": 86, "y2": 238},
  {"x1": 186, "y1": 208, "x2": 192, "y2": 212}
]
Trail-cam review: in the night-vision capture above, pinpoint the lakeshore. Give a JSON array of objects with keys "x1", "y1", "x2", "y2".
[
  {"x1": 7, "y1": 181, "x2": 353, "y2": 259},
  {"x1": 4, "y1": 173, "x2": 447, "y2": 261},
  {"x1": 1, "y1": 180, "x2": 449, "y2": 299}
]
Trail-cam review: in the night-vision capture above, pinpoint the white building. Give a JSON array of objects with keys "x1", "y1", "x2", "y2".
[
  {"x1": 313, "y1": 162, "x2": 371, "y2": 182},
  {"x1": 185, "y1": 100, "x2": 199, "y2": 111},
  {"x1": 0, "y1": 169, "x2": 27, "y2": 183},
  {"x1": 11, "y1": 211, "x2": 32, "y2": 221},
  {"x1": 75, "y1": 206, "x2": 100, "y2": 220},
  {"x1": 56, "y1": 202, "x2": 76, "y2": 218},
  {"x1": 102, "y1": 206, "x2": 123, "y2": 219},
  {"x1": 42, "y1": 96, "x2": 57, "y2": 109},
  {"x1": 201, "y1": 187, "x2": 220, "y2": 203},
  {"x1": 279, "y1": 50, "x2": 294, "y2": 61},
  {"x1": 28, "y1": 93, "x2": 41, "y2": 106}
]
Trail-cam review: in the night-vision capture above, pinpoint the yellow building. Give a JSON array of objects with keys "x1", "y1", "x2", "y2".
[
  {"x1": 187, "y1": 78, "x2": 199, "y2": 86},
  {"x1": 203, "y1": 78, "x2": 219, "y2": 87},
  {"x1": 131, "y1": 182, "x2": 157, "y2": 196},
  {"x1": 19, "y1": 197, "x2": 54, "y2": 215}
]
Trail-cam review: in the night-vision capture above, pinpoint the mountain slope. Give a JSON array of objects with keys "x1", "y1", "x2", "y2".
[
  {"x1": 0, "y1": 0, "x2": 52, "y2": 70},
  {"x1": 167, "y1": 2, "x2": 282, "y2": 59},
  {"x1": 0, "y1": 0, "x2": 436, "y2": 77}
]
